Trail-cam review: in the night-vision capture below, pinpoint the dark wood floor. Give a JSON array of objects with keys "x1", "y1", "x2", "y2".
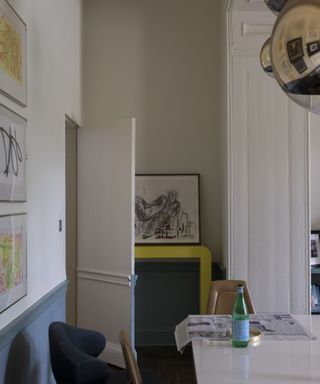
[{"x1": 136, "y1": 345, "x2": 196, "y2": 384}]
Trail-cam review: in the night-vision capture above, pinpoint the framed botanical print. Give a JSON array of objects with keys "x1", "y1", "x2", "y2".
[
  {"x1": 0, "y1": 0, "x2": 27, "y2": 106},
  {"x1": 0, "y1": 213, "x2": 27, "y2": 313}
]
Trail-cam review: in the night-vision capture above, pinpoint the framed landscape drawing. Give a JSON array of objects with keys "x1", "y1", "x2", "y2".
[
  {"x1": 0, "y1": 103, "x2": 26, "y2": 201},
  {"x1": 135, "y1": 174, "x2": 200, "y2": 244},
  {"x1": 0, "y1": 0, "x2": 27, "y2": 106},
  {"x1": 0, "y1": 213, "x2": 27, "y2": 313}
]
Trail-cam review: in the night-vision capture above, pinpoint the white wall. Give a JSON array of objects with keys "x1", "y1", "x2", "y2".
[
  {"x1": 0, "y1": 0, "x2": 82, "y2": 330},
  {"x1": 83, "y1": 0, "x2": 222, "y2": 261},
  {"x1": 311, "y1": 114, "x2": 320, "y2": 230}
]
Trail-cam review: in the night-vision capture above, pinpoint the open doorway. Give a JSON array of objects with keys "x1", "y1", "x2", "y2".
[{"x1": 65, "y1": 115, "x2": 78, "y2": 325}]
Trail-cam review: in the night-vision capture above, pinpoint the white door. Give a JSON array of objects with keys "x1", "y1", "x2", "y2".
[
  {"x1": 227, "y1": 2, "x2": 310, "y2": 314},
  {"x1": 77, "y1": 118, "x2": 135, "y2": 367}
]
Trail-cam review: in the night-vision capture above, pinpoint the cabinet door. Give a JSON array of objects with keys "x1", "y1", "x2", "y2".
[{"x1": 229, "y1": 54, "x2": 309, "y2": 313}]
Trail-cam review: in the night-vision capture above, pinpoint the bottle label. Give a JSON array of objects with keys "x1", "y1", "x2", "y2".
[{"x1": 232, "y1": 320, "x2": 249, "y2": 341}]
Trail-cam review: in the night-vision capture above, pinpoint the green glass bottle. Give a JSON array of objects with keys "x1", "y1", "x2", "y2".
[{"x1": 232, "y1": 284, "x2": 249, "y2": 348}]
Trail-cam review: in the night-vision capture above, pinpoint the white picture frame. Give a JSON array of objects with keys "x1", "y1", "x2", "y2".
[
  {"x1": 135, "y1": 174, "x2": 200, "y2": 244},
  {"x1": 0, "y1": 0, "x2": 27, "y2": 106},
  {"x1": 311, "y1": 231, "x2": 320, "y2": 267},
  {"x1": 0, "y1": 102, "x2": 26, "y2": 201},
  {"x1": 0, "y1": 213, "x2": 27, "y2": 313}
]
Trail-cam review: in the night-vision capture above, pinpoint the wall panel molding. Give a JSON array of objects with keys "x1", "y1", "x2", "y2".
[{"x1": 242, "y1": 22, "x2": 272, "y2": 36}]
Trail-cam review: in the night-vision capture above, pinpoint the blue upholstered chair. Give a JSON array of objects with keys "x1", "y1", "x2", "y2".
[
  {"x1": 49, "y1": 321, "x2": 127, "y2": 384},
  {"x1": 48, "y1": 322, "x2": 159, "y2": 384}
]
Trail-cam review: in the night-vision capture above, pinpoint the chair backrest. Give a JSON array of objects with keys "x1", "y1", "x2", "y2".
[
  {"x1": 206, "y1": 280, "x2": 255, "y2": 315},
  {"x1": 48, "y1": 321, "x2": 110, "y2": 384},
  {"x1": 119, "y1": 330, "x2": 143, "y2": 384}
]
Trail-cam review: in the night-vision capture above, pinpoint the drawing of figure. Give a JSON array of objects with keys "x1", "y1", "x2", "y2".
[{"x1": 135, "y1": 190, "x2": 194, "y2": 241}]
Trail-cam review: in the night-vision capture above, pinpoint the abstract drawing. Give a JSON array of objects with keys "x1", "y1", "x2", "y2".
[
  {"x1": 0, "y1": 102, "x2": 26, "y2": 201},
  {"x1": 135, "y1": 174, "x2": 200, "y2": 244},
  {"x1": 0, "y1": 213, "x2": 26, "y2": 313},
  {"x1": 311, "y1": 231, "x2": 320, "y2": 267}
]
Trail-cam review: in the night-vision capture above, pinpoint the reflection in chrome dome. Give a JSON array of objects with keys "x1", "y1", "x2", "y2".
[
  {"x1": 260, "y1": 38, "x2": 275, "y2": 77},
  {"x1": 262, "y1": 0, "x2": 320, "y2": 113}
]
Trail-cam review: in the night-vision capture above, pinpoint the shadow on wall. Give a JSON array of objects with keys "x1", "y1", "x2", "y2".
[{"x1": 4, "y1": 331, "x2": 39, "y2": 384}]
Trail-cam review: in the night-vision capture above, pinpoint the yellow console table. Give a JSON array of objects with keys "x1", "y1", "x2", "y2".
[{"x1": 135, "y1": 245, "x2": 212, "y2": 314}]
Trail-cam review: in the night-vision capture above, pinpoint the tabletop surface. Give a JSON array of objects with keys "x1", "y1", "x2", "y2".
[{"x1": 192, "y1": 315, "x2": 320, "y2": 384}]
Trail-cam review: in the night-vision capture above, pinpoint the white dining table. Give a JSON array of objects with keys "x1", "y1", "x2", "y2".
[{"x1": 192, "y1": 315, "x2": 320, "y2": 384}]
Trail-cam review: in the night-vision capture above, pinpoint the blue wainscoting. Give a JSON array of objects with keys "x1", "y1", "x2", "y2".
[{"x1": 0, "y1": 281, "x2": 67, "y2": 384}]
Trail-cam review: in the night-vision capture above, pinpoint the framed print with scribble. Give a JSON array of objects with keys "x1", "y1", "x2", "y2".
[
  {"x1": 135, "y1": 174, "x2": 200, "y2": 244},
  {"x1": 0, "y1": 0, "x2": 27, "y2": 106},
  {"x1": 0, "y1": 103, "x2": 26, "y2": 201},
  {"x1": 311, "y1": 230, "x2": 320, "y2": 267},
  {"x1": 0, "y1": 213, "x2": 27, "y2": 313}
]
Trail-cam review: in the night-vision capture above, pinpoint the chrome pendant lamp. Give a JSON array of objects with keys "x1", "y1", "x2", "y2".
[{"x1": 262, "y1": 0, "x2": 320, "y2": 113}]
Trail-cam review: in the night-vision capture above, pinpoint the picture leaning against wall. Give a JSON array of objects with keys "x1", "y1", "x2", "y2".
[
  {"x1": 0, "y1": 0, "x2": 27, "y2": 106},
  {"x1": 0, "y1": 103, "x2": 26, "y2": 201},
  {"x1": 135, "y1": 174, "x2": 200, "y2": 244},
  {"x1": 0, "y1": 213, "x2": 27, "y2": 313}
]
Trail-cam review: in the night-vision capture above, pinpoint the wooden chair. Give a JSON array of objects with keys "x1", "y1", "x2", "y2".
[
  {"x1": 119, "y1": 330, "x2": 159, "y2": 384},
  {"x1": 206, "y1": 280, "x2": 255, "y2": 315}
]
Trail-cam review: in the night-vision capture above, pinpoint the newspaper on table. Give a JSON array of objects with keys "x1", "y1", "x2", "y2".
[
  {"x1": 249, "y1": 313, "x2": 316, "y2": 341},
  {"x1": 174, "y1": 313, "x2": 316, "y2": 352},
  {"x1": 175, "y1": 315, "x2": 231, "y2": 352}
]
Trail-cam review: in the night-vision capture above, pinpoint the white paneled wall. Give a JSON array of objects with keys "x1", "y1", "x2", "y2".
[{"x1": 227, "y1": 0, "x2": 309, "y2": 313}]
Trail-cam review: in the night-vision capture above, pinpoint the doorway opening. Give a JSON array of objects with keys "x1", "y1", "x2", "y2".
[{"x1": 65, "y1": 115, "x2": 78, "y2": 325}]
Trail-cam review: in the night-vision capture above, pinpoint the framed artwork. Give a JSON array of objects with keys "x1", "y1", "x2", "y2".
[
  {"x1": 135, "y1": 174, "x2": 200, "y2": 244},
  {"x1": 311, "y1": 230, "x2": 320, "y2": 267},
  {"x1": 0, "y1": 103, "x2": 26, "y2": 201},
  {"x1": 0, "y1": 213, "x2": 27, "y2": 313},
  {"x1": 0, "y1": 0, "x2": 27, "y2": 106}
]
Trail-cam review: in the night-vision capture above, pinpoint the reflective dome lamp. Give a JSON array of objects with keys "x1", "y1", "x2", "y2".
[
  {"x1": 264, "y1": 0, "x2": 288, "y2": 14},
  {"x1": 261, "y1": 0, "x2": 320, "y2": 114}
]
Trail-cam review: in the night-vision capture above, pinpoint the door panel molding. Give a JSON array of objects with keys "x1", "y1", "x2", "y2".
[{"x1": 77, "y1": 268, "x2": 129, "y2": 287}]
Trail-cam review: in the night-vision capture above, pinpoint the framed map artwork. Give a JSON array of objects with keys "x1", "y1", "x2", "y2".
[
  {"x1": 0, "y1": 0, "x2": 27, "y2": 106},
  {"x1": 0, "y1": 103, "x2": 26, "y2": 201},
  {"x1": 0, "y1": 213, "x2": 27, "y2": 313}
]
